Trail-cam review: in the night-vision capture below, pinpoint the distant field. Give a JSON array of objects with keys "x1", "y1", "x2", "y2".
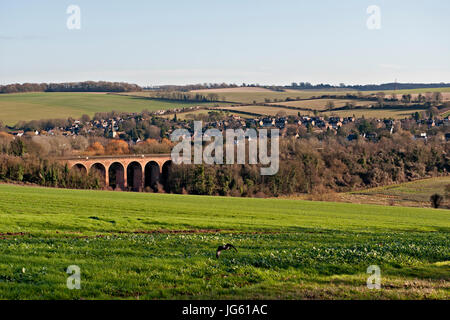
[
  {"x1": 191, "y1": 87, "x2": 450, "y2": 104},
  {"x1": 289, "y1": 177, "x2": 450, "y2": 208},
  {"x1": 190, "y1": 88, "x2": 352, "y2": 104},
  {"x1": 163, "y1": 109, "x2": 254, "y2": 120},
  {"x1": 217, "y1": 104, "x2": 428, "y2": 119},
  {"x1": 322, "y1": 107, "x2": 429, "y2": 119},
  {"x1": 218, "y1": 105, "x2": 306, "y2": 117},
  {"x1": 0, "y1": 184, "x2": 448, "y2": 299},
  {"x1": 348, "y1": 177, "x2": 450, "y2": 207},
  {"x1": 270, "y1": 99, "x2": 375, "y2": 111},
  {"x1": 367, "y1": 87, "x2": 450, "y2": 98},
  {"x1": 1, "y1": 87, "x2": 448, "y2": 125},
  {"x1": 191, "y1": 87, "x2": 274, "y2": 93},
  {"x1": 0, "y1": 92, "x2": 221, "y2": 125}
]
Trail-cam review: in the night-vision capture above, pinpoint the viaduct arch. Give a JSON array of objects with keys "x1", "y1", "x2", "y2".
[{"x1": 62, "y1": 154, "x2": 172, "y2": 192}]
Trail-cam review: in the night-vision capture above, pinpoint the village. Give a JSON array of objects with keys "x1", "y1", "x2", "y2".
[{"x1": 8, "y1": 105, "x2": 450, "y2": 144}]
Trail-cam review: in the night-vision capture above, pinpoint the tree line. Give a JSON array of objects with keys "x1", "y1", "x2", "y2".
[
  {"x1": 165, "y1": 132, "x2": 448, "y2": 197},
  {"x1": 0, "y1": 81, "x2": 142, "y2": 94},
  {"x1": 151, "y1": 91, "x2": 221, "y2": 102}
]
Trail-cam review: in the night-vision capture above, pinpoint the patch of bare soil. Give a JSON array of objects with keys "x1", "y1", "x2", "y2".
[
  {"x1": 0, "y1": 232, "x2": 28, "y2": 239},
  {"x1": 118, "y1": 229, "x2": 223, "y2": 234}
]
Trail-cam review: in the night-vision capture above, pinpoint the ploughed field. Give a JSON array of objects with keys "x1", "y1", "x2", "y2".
[{"x1": 0, "y1": 184, "x2": 448, "y2": 299}]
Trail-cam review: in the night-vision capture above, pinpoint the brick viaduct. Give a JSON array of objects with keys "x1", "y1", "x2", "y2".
[{"x1": 61, "y1": 154, "x2": 172, "y2": 191}]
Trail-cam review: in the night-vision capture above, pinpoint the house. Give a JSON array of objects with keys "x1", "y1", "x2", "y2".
[
  {"x1": 10, "y1": 130, "x2": 24, "y2": 137},
  {"x1": 414, "y1": 132, "x2": 427, "y2": 141},
  {"x1": 260, "y1": 118, "x2": 275, "y2": 127},
  {"x1": 275, "y1": 117, "x2": 287, "y2": 129},
  {"x1": 365, "y1": 132, "x2": 378, "y2": 141}
]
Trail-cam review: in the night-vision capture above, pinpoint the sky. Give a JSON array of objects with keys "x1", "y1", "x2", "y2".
[{"x1": 1, "y1": 0, "x2": 449, "y2": 86}]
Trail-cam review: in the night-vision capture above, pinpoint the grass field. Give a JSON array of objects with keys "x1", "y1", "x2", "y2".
[
  {"x1": 0, "y1": 93, "x2": 221, "y2": 125},
  {"x1": 0, "y1": 184, "x2": 448, "y2": 300},
  {"x1": 1, "y1": 88, "x2": 447, "y2": 125},
  {"x1": 349, "y1": 177, "x2": 450, "y2": 207},
  {"x1": 285, "y1": 177, "x2": 450, "y2": 208}
]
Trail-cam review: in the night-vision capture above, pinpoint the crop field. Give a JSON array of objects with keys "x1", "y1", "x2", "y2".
[
  {"x1": 368, "y1": 88, "x2": 450, "y2": 100},
  {"x1": 0, "y1": 184, "x2": 448, "y2": 300},
  {"x1": 0, "y1": 93, "x2": 221, "y2": 125},
  {"x1": 189, "y1": 88, "x2": 353, "y2": 104},
  {"x1": 163, "y1": 109, "x2": 254, "y2": 120},
  {"x1": 1, "y1": 88, "x2": 447, "y2": 125},
  {"x1": 217, "y1": 105, "x2": 308, "y2": 117},
  {"x1": 190, "y1": 87, "x2": 450, "y2": 104},
  {"x1": 269, "y1": 99, "x2": 375, "y2": 111},
  {"x1": 322, "y1": 107, "x2": 429, "y2": 119},
  {"x1": 217, "y1": 104, "x2": 428, "y2": 119}
]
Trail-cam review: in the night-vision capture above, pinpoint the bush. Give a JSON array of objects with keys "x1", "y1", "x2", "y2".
[{"x1": 430, "y1": 194, "x2": 443, "y2": 208}]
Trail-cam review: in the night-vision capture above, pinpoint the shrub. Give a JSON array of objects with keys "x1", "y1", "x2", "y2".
[{"x1": 430, "y1": 194, "x2": 443, "y2": 208}]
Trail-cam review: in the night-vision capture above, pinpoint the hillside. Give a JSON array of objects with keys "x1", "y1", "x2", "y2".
[
  {"x1": 0, "y1": 184, "x2": 448, "y2": 299},
  {"x1": 0, "y1": 92, "x2": 219, "y2": 125}
]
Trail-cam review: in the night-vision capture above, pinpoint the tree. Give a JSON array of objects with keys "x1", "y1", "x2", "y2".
[
  {"x1": 376, "y1": 92, "x2": 386, "y2": 107},
  {"x1": 345, "y1": 102, "x2": 354, "y2": 109},
  {"x1": 105, "y1": 140, "x2": 129, "y2": 155},
  {"x1": 276, "y1": 111, "x2": 287, "y2": 118},
  {"x1": 10, "y1": 139, "x2": 26, "y2": 156},
  {"x1": 81, "y1": 114, "x2": 91, "y2": 123},
  {"x1": 430, "y1": 194, "x2": 443, "y2": 208},
  {"x1": 358, "y1": 119, "x2": 373, "y2": 134},
  {"x1": 428, "y1": 107, "x2": 439, "y2": 119},
  {"x1": 417, "y1": 93, "x2": 425, "y2": 103},
  {"x1": 401, "y1": 94, "x2": 412, "y2": 104},
  {"x1": 86, "y1": 142, "x2": 105, "y2": 155},
  {"x1": 432, "y1": 92, "x2": 443, "y2": 105},
  {"x1": 326, "y1": 101, "x2": 335, "y2": 111}
]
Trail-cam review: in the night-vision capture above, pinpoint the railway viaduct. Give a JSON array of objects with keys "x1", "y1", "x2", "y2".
[{"x1": 61, "y1": 154, "x2": 172, "y2": 191}]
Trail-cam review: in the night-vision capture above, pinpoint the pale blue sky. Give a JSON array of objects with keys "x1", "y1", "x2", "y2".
[{"x1": 1, "y1": 0, "x2": 449, "y2": 86}]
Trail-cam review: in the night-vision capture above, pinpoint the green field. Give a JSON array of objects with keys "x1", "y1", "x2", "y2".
[
  {"x1": 1, "y1": 88, "x2": 447, "y2": 125},
  {"x1": 0, "y1": 92, "x2": 221, "y2": 125},
  {"x1": 0, "y1": 184, "x2": 448, "y2": 299}
]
